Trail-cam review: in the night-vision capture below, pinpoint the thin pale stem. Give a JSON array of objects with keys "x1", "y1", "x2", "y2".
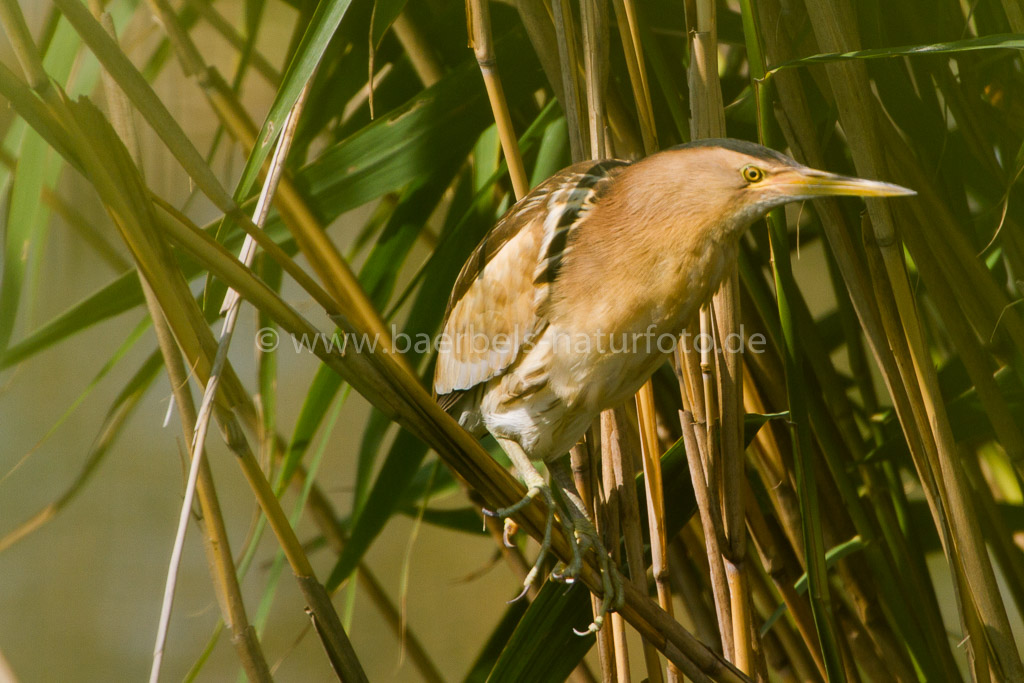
[
  {"x1": 681, "y1": 411, "x2": 733, "y2": 658},
  {"x1": 599, "y1": 428, "x2": 633, "y2": 682},
  {"x1": 550, "y1": 0, "x2": 586, "y2": 161},
  {"x1": 610, "y1": 0, "x2": 656, "y2": 154},
  {"x1": 150, "y1": 80, "x2": 310, "y2": 682},
  {"x1": 77, "y1": 6, "x2": 270, "y2": 679},
  {"x1": 688, "y1": 0, "x2": 749, "y2": 671},
  {"x1": 579, "y1": 0, "x2": 609, "y2": 158},
  {"x1": 467, "y1": 0, "x2": 529, "y2": 198},
  {"x1": 604, "y1": 407, "x2": 665, "y2": 683},
  {"x1": 636, "y1": 383, "x2": 673, "y2": 681}
]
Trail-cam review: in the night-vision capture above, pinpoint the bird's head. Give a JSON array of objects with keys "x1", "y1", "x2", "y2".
[{"x1": 636, "y1": 139, "x2": 915, "y2": 235}]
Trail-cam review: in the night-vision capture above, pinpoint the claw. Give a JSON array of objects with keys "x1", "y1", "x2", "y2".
[
  {"x1": 574, "y1": 616, "x2": 603, "y2": 637},
  {"x1": 507, "y1": 582, "x2": 532, "y2": 604},
  {"x1": 482, "y1": 483, "x2": 556, "y2": 601},
  {"x1": 501, "y1": 518, "x2": 518, "y2": 548},
  {"x1": 483, "y1": 472, "x2": 624, "y2": 636}
]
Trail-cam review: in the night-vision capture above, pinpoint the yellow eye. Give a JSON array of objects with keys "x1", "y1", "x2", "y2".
[{"x1": 742, "y1": 165, "x2": 764, "y2": 183}]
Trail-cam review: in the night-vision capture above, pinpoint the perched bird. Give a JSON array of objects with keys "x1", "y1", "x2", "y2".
[{"x1": 433, "y1": 139, "x2": 913, "y2": 630}]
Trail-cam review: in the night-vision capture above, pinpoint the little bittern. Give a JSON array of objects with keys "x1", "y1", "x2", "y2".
[{"x1": 434, "y1": 138, "x2": 913, "y2": 630}]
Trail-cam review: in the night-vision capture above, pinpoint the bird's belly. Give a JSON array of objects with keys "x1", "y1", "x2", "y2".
[
  {"x1": 476, "y1": 327, "x2": 605, "y2": 461},
  {"x1": 479, "y1": 379, "x2": 592, "y2": 463},
  {"x1": 545, "y1": 317, "x2": 681, "y2": 409},
  {"x1": 475, "y1": 313, "x2": 684, "y2": 461}
]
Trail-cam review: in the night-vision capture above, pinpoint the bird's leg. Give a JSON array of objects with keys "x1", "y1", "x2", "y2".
[
  {"x1": 547, "y1": 456, "x2": 624, "y2": 634},
  {"x1": 487, "y1": 438, "x2": 556, "y2": 597}
]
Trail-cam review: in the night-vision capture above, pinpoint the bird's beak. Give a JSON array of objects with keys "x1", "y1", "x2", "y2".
[{"x1": 768, "y1": 167, "x2": 916, "y2": 199}]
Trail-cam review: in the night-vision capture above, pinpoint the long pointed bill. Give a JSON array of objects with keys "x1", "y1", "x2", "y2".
[{"x1": 769, "y1": 168, "x2": 916, "y2": 199}]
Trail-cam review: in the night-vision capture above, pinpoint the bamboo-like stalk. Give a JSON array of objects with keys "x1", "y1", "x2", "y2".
[
  {"x1": 685, "y1": 0, "x2": 754, "y2": 672},
  {"x1": 573, "y1": 6, "x2": 633, "y2": 677},
  {"x1": 571, "y1": 439, "x2": 617, "y2": 681},
  {"x1": 636, "y1": 384, "x2": 672, "y2": 681},
  {"x1": 799, "y1": 1, "x2": 1024, "y2": 678},
  {"x1": 609, "y1": 0, "x2": 656, "y2": 154},
  {"x1": 604, "y1": 408, "x2": 664, "y2": 683},
  {"x1": 550, "y1": 0, "x2": 586, "y2": 161},
  {"x1": 466, "y1": 0, "x2": 529, "y2": 198},
  {"x1": 599, "y1": 430, "x2": 633, "y2": 683},
  {"x1": 579, "y1": 0, "x2": 609, "y2": 158},
  {"x1": 681, "y1": 410, "x2": 733, "y2": 658}
]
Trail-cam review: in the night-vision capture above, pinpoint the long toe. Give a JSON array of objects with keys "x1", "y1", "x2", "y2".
[
  {"x1": 570, "y1": 520, "x2": 622, "y2": 635},
  {"x1": 552, "y1": 509, "x2": 584, "y2": 583},
  {"x1": 512, "y1": 485, "x2": 557, "y2": 595},
  {"x1": 483, "y1": 484, "x2": 542, "y2": 519}
]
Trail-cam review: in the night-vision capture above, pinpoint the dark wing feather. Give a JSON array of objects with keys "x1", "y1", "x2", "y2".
[{"x1": 433, "y1": 160, "x2": 631, "y2": 403}]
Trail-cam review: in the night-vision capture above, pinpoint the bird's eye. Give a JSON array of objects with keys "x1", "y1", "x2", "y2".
[{"x1": 741, "y1": 165, "x2": 764, "y2": 183}]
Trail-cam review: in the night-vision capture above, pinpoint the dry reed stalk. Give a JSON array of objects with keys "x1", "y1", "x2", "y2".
[
  {"x1": 467, "y1": 0, "x2": 529, "y2": 198},
  {"x1": 684, "y1": 0, "x2": 754, "y2": 672},
  {"x1": 550, "y1": 0, "x2": 587, "y2": 161},
  {"x1": 604, "y1": 407, "x2": 666, "y2": 683},
  {"x1": 599, "y1": 429, "x2": 635, "y2": 683},
  {"x1": 751, "y1": 2, "x2": 964, "y2": 677},
  {"x1": 798, "y1": 0, "x2": 1024, "y2": 677},
  {"x1": 681, "y1": 410, "x2": 733, "y2": 658},
  {"x1": 610, "y1": 0, "x2": 656, "y2": 154}
]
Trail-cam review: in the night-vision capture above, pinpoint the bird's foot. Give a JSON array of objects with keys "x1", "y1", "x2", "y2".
[
  {"x1": 552, "y1": 515, "x2": 624, "y2": 635},
  {"x1": 483, "y1": 480, "x2": 556, "y2": 601}
]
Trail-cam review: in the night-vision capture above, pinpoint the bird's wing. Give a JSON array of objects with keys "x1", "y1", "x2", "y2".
[{"x1": 434, "y1": 159, "x2": 631, "y2": 404}]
